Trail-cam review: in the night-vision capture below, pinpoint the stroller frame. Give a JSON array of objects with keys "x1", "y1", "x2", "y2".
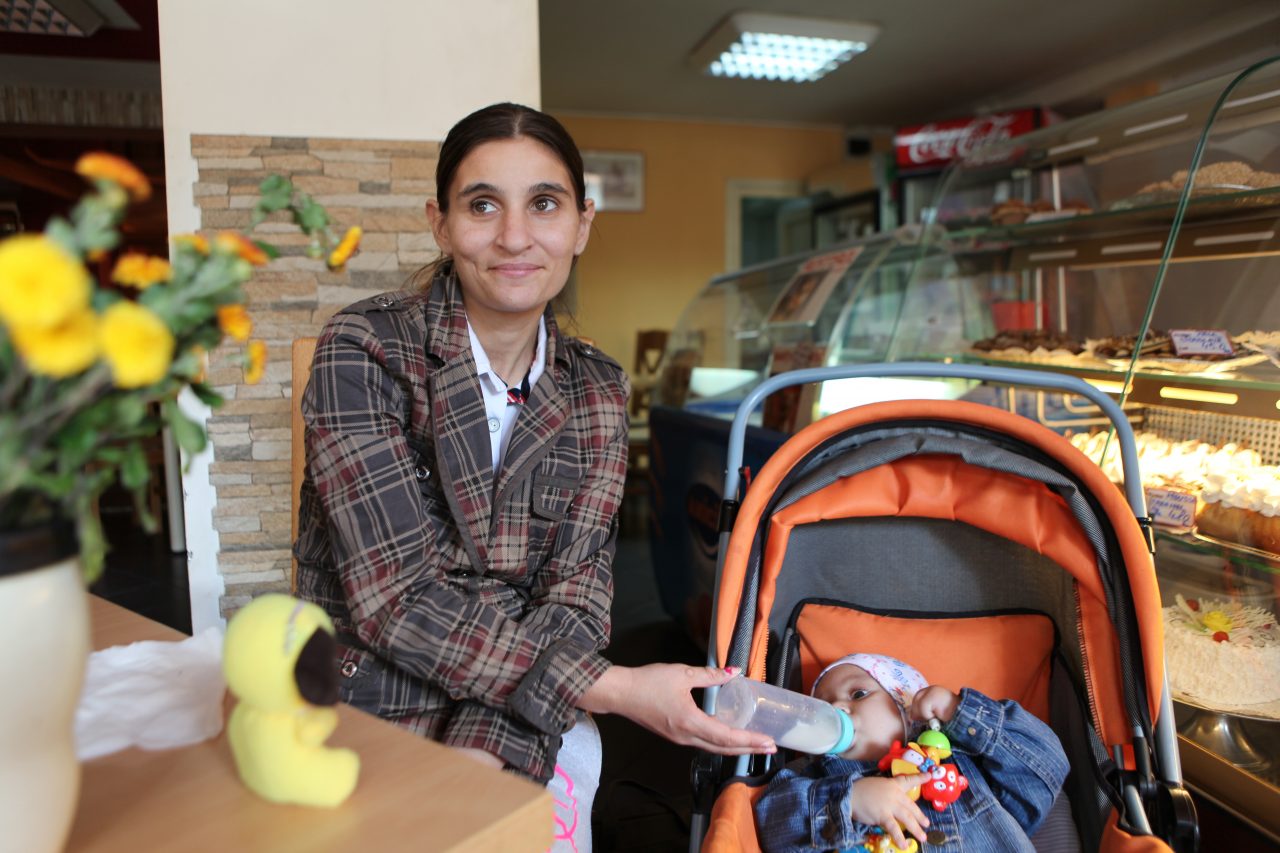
[{"x1": 690, "y1": 362, "x2": 1198, "y2": 852}]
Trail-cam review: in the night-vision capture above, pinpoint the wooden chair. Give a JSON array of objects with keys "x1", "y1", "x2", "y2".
[
  {"x1": 290, "y1": 337, "x2": 318, "y2": 593},
  {"x1": 629, "y1": 329, "x2": 669, "y2": 419},
  {"x1": 620, "y1": 330, "x2": 667, "y2": 536}
]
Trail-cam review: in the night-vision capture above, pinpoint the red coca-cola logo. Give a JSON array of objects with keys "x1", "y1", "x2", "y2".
[{"x1": 895, "y1": 109, "x2": 1038, "y2": 169}]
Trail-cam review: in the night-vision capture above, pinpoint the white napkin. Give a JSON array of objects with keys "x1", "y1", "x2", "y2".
[{"x1": 75, "y1": 626, "x2": 226, "y2": 761}]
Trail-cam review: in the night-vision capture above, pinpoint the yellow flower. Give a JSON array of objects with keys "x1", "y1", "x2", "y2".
[
  {"x1": 10, "y1": 308, "x2": 99, "y2": 378},
  {"x1": 112, "y1": 253, "x2": 172, "y2": 290},
  {"x1": 217, "y1": 304, "x2": 253, "y2": 342},
  {"x1": 173, "y1": 234, "x2": 210, "y2": 254},
  {"x1": 75, "y1": 152, "x2": 151, "y2": 202},
  {"x1": 98, "y1": 301, "x2": 174, "y2": 388},
  {"x1": 244, "y1": 340, "x2": 267, "y2": 384},
  {"x1": 215, "y1": 232, "x2": 269, "y2": 266},
  {"x1": 327, "y1": 226, "x2": 363, "y2": 270},
  {"x1": 0, "y1": 234, "x2": 90, "y2": 332}
]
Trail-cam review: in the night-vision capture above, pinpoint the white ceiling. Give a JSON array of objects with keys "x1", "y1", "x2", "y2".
[{"x1": 538, "y1": 0, "x2": 1280, "y2": 128}]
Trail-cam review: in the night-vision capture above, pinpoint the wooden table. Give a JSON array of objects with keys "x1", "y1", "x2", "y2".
[{"x1": 67, "y1": 597, "x2": 552, "y2": 852}]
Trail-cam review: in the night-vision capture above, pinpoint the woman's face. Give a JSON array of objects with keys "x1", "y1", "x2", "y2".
[
  {"x1": 815, "y1": 665, "x2": 906, "y2": 762},
  {"x1": 426, "y1": 136, "x2": 594, "y2": 328}
]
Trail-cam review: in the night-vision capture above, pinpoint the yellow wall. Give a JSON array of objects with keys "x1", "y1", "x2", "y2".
[{"x1": 555, "y1": 114, "x2": 845, "y2": 375}]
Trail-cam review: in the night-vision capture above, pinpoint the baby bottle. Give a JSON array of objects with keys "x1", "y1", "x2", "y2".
[{"x1": 713, "y1": 675, "x2": 854, "y2": 755}]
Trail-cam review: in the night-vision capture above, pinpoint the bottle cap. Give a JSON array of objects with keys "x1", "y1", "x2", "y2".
[{"x1": 826, "y1": 709, "x2": 855, "y2": 756}]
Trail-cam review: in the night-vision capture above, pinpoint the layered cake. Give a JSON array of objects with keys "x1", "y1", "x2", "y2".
[{"x1": 1163, "y1": 593, "x2": 1280, "y2": 712}]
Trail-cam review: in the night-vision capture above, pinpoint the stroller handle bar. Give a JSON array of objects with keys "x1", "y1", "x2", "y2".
[{"x1": 723, "y1": 362, "x2": 1147, "y2": 518}]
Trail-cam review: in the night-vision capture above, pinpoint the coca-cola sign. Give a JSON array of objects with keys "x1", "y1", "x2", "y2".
[{"x1": 894, "y1": 109, "x2": 1040, "y2": 169}]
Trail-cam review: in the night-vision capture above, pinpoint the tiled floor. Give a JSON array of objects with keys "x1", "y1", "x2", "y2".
[
  {"x1": 91, "y1": 486, "x2": 191, "y2": 635},
  {"x1": 595, "y1": 528, "x2": 707, "y2": 852}
]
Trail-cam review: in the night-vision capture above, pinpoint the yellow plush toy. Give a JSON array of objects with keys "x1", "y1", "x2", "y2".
[{"x1": 223, "y1": 594, "x2": 359, "y2": 807}]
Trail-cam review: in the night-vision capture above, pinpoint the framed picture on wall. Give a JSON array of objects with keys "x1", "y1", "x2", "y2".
[{"x1": 582, "y1": 150, "x2": 645, "y2": 212}]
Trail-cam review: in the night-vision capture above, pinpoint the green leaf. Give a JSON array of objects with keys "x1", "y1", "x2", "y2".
[
  {"x1": 44, "y1": 218, "x2": 80, "y2": 257},
  {"x1": 114, "y1": 395, "x2": 147, "y2": 430},
  {"x1": 77, "y1": 509, "x2": 107, "y2": 585},
  {"x1": 73, "y1": 196, "x2": 124, "y2": 253},
  {"x1": 131, "y1": 486, "x2": 158, "y2": 534},
  {"x1": 55, "y1": 416, "x2": 99, "y2": 458},
  {"x1": 139, "y1": 282, "x2": 174, "y2": 316},
  {"x1": 120, "y1": 441, "x2": 149, "y2": 490},
  {"x1": 257, "y1": 174, "x2": 295, "y2": 212},
  {"x1": 190, "y1": 382, "x2": 225, "y2": 407},
  {"x1": 169, "y1": 349, "x2": 204, "y2": 380},
  {"x1": 92, "y1": 288, "x2": 122, "y2": 312},
  {"x1": 164, "y1": 399, "x2": 207, "y2": 456},
  {"x1": 253, "y1": 239, "x2": 280, "y2": 260},
  {"x1": 94, "y1": 446, "x2": 125, "y2": 464},
  {"x1": 295, "y1": 195, "x2": 330, "y2": 232},
  {"x1": 29, "y1": 468, "x2": 76, "y2": 500}
]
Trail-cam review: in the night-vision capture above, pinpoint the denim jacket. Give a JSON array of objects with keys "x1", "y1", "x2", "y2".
[{"x1": 754, "y1": 688, "x2": 1069, "y2": 852}]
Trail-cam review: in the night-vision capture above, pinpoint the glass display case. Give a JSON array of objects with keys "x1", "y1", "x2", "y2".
[
  {"x1": 892, "y1": 57, "x2": 1280, "y2": 839},
  {"x1": 652, "y1": 57, "x2": 1280, "y2": 838}
]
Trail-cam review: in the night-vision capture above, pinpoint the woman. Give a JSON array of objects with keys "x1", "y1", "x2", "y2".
[{"x1": 294, "y1": 103, "x2": 771, "y2": 847}]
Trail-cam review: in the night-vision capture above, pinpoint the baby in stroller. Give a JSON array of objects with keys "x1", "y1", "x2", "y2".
[{"x1": 754, "y1": 653, "x2": 1069, "y2": 853}]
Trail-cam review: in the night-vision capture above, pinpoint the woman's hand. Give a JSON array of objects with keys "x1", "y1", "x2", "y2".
[
  {"x1": 578, "y1": 664, "x2": 776, "y2": 754},
  {"x1": 910, "y1": 685, "x2": 960, "y2": 725},
  {"x1": 848, "y1": 774, "x2": 932, "y2": 850}
]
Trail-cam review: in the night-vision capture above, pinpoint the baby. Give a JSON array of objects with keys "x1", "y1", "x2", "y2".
[{"x1": 754, "y1": 653, "x2": 1071, "y2": 852}]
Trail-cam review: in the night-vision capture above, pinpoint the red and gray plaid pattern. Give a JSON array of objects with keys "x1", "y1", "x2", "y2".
[{"x1": 294, "y1": 270, "x2": 629, "y2": 782}]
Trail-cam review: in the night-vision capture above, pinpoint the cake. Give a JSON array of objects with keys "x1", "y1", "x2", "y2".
[
  {"x1": 1163, "y1": 594, "x2": 1280, "y2": 711},
  {"x1": 973, "y1": 329, "x2": 1085, "y2": 354},
  {"x1": 1088, "y1": 330, "x2": 1246, "y2": 362},
  {"x1": 1117, "y1": 161, "x2": 1280, "y2": 210},
  {"x1": 1067, "y1": 430, "x2": 1280, "y2": 551},
  {"x1": 971, "y1": 330, "x2": 1087, "y2": 365},
  {"x1": 1195, "y1": 499, "x2": 1248, "y2": 542},
  {"x1": 1197, "y1": 464, "x2": 1280, "y2": 551},
  {"x1": 990, "y1": 198, "x2": 1032, "y2": 225}
]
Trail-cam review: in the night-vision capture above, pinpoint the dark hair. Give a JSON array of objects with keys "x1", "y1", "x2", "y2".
[
  {"x1": 435, "y1": 102, "x2": 587, "y2": 213},
  {"x1": 412, "y1": 103, "x2": 589, "y2": 299}
]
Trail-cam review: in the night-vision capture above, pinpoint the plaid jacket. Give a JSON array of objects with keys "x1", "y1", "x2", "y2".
[{"x1": 294, "y1": 270, "x2": 629, "y2": 782}]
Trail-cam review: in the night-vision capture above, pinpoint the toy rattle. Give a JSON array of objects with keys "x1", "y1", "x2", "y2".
[{"x1": 854, "y1": 721, "x2": 969, "y2": 852}]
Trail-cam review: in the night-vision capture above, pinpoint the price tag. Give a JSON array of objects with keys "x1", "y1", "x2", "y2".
[
  {"x1": 1146, "y1": 487, "x2": 1198, "y2": 530},
  {"x1": 1169, "y1": 329, "x2": 1234, "y2": 357}
]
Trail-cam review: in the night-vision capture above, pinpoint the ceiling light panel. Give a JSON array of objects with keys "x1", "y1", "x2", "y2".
[{"x1": 689, "y1": 12, "x2": 880, "y2": 83}]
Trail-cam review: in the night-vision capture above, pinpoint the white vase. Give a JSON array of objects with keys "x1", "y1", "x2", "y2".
[{"x1": 0, "y1": 525, "x2": 89, "y2": 853}]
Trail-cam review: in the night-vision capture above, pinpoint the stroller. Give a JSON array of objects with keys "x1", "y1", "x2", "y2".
[{"x1": 690, "y1": 363, "x2": 1198, "y2": 853}]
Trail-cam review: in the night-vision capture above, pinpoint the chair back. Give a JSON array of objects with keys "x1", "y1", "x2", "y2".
[
  {"x1": 290, "y1": 337, "x2": 318, "y2": 593},
  {"x1": 630, "y1": 329, "x2": 669, "y2": 418}
]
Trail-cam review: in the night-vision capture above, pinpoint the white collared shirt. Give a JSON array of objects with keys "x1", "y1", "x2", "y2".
[{"x1": 467, "y1": 317, "x2": 547, "y2": 474}]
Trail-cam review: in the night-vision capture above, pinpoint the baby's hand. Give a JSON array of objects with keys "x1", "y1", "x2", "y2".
[
  {"x1": 911, "y1": 685, "x2": 960, "y2": 725},
  {"x1": 848, "y1": 774, "x2": 931, "y2": 850}
]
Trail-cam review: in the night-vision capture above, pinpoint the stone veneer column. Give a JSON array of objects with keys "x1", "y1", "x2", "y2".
[{"x1": 190, "y1": 134, "x2": 438, "y2": 615}]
